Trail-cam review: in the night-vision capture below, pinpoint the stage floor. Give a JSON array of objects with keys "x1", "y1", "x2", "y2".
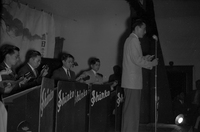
[
  {"x1": 109, "y1": 123, "x2": 192, "y2": 132},
  {"x1": 139, "y1": 124, "x2": 192, "y2": 132}
]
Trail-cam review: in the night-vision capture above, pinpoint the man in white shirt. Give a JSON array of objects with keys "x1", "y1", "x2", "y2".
[{"x1": 76, "y1": 57, "x2": 103, "y2": 85}]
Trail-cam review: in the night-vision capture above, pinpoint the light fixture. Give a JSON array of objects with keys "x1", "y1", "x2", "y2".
[{"x1": 175, "y1": 114, "x2": 184, "y2": 125}]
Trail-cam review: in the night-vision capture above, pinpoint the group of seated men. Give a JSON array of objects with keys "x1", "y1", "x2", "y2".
[
  {"x1": 0, "y1": 43, "x2": 120, "y2": 132},
  {"x1": 0, "y1": 43, "x2": 119, "y2": 97}
]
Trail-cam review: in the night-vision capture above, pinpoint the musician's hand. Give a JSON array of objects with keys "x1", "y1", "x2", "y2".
[
  {"x1": 0, "y1": 68, "x2": 12, "y2": 75},
  {"x1": 110, "y1": 80, "x2": 118, "y2": 91},
  {"x1": 19, "y1": 77, "x2": 31, "y2": 86},
  {"x1": 4, "y1": 83, "x2": 13, "y2": 93},
  {"x1": 40, "y1": 67, "x2": 49, "y2": 77},
  {"x1": 76, "y1": 74, "x2": 90, "y2": 82}
]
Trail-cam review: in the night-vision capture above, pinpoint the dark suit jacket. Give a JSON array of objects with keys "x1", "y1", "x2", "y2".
[
  {"x1": 17, "y1": 63, "x2": 42, "y2": 91},
  {"x1": 51, "y1": 67, "x2": 76, "y2": 84}
]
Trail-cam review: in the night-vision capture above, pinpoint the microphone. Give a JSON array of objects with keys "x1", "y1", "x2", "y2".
[
  {"x1": 77, "y1": 75, "x2": 90, "y2": 82},
  {"x1": 42, "y1": 64, "x2": 49, "y2": 70},
  {"x1": 152, "y1": 35, "x2": 158, "y2": 41},
  {"x1": 82, "y1": 75, "x2": 90, "y2": 81}
]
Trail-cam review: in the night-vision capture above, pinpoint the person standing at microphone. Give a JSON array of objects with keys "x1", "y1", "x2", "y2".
[{"x1": 121, "y1": 19, "x2": 158, "y2": 132}]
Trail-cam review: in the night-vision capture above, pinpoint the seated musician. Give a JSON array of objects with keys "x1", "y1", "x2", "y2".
[
  {"x1": 51, "y1": 53, "x2": 76, "y2": 83},
  {"x1": 17, "y1": 50, "x2": 48, "y2": 91},
  {"x1": 0, "y1": 44, "x2": 29, "y2": 94},
  {"x1": 0, "y1": 44, "x2": 28, "y2": 132},
  {"x1": 76, "y1": 57, "x2": 103, "y2": 85},
  {"x1": 76, "y1": 57, "x2": 117, "y2": 89}
]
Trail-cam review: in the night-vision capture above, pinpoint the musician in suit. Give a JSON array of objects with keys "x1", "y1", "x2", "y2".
[
  {"x1": 51, "y1": 53, "x2": 76, "y2": 83},
  {"x1": 0, "y1": 44, "x2": 20, "y2": 81},
  {"x1": 0, "y1": 44, "x2": 29, "y2": 94},
  {"x1": 17, "y1": 50, "x2": 48, "y2": 91},
  {"x1": 121, "y1": 19, "x2": 158, "y2": 132},
  {"x1": 0, "y1": 44, "x2": 24, "y2": 132},
  {"x1": 76, "y1": 57, "x2": 103, "y2": 85}
]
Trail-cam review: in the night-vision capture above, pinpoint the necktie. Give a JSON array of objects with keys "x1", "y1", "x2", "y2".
[
  {"x1": 67, "y1": 69, "x2": 71, "y2": 79},
  {"x1": 9, "y1": 68, "x2": 17, "y2": 80},
  {"x1": 33, "y1": 69, "x2": 37, "y2": 77}
]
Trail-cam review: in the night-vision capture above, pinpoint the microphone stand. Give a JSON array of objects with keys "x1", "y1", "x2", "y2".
[{"x1": 154, "y1": 38, "x2": 158, "y2": 132}]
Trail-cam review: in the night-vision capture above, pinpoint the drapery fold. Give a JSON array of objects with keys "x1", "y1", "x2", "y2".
[{"x1": 1, "y1": 0, "x2": 55, "y2": 63}]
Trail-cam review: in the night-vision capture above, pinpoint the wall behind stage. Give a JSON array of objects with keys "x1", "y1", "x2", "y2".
[
  {"x1": 154, "y1": 0, "x2": 200, "y2": 88},
  {"x1": 18, "y1": 0, "x2": 131, "y2": 82}
]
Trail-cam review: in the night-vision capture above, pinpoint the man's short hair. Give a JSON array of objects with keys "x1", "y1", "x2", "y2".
[
  {"x1": 60, "y1": 53, "x2": 74, "y2": 61},
  {"x1": 25, "y1": 50, "x2": 41, "y2": 62},
  {"x1": 90, "y1": 57, "x2": 100, "y2": 65},
  {"x1": 0, "y1": 44, "x2": 20, "y2": 62},
  {"x1": 0, "y1": 44, "x2": 20, "y2": 57},
  {"x1": 132, "y1": 19, "x2": 145, "y2": 30}
]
